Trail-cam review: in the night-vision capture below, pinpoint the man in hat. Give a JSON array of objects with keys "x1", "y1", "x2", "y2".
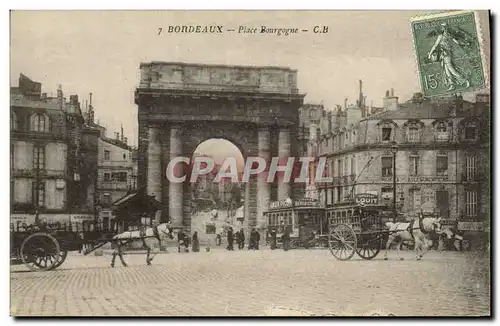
[
  {"x1": 238, "y1": 228, "x2": 245, "y2": 250},
  {"x1": 270, "y1": 228, "x2": 277, "y2": 250},
  {"x1": 227, "y1": 227, "x2": 234, "y2": 251}
]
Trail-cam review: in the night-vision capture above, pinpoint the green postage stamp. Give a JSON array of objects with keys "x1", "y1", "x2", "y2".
[{"x1": 411, "y1": 11, "x2": 487, "y2": 97}]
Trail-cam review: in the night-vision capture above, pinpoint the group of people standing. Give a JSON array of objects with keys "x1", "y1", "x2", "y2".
[
  {"x1": 268, "y1": 228, "x2": 291, "y2": 251},
  {"x1": 177, "y1": 226, "x2": 291, "y2": 253},
  {"x1": 219, "y1": 227, "x2": 262, "y2": 251}
]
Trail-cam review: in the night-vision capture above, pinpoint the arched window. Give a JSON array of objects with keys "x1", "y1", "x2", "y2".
[
  {"x1": 403, "y1": 120, "x2": 424, "y2": 143},
  {"x1": 464, "y1": 122, "x2": 477, "y2": 140},
  {"x1": 434, "y1": 120, "x2": 451, "y2": 142},
  {"x1": 377, "y1": 120, "x2": 398, "y2": 142},
  {"x1": 459, "y1": 118, "x2": 480, "y2": 141},
  {"x1": 31, "y1": 113, "x2": 49, "y2": 132}
]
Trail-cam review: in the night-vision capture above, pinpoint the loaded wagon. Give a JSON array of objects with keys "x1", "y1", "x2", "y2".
[{"x1": 326, "y1": 201, "x2": 394, "y2": 260}]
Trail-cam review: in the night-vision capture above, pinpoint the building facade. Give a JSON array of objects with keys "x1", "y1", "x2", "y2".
[
  {"x1": 83, "y1": 100, "x2": 137, "y2": 227},
  {"x1": 314, "y1": 92, "x2": 490, "y2": 231},
  {"x1": 10, "y1": 74, "x2": 97, "y2": 227}
]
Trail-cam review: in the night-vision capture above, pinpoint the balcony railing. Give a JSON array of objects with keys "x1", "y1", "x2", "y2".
[{"x1": 461, "y1": 172, "x2": 485, "y2": 182}]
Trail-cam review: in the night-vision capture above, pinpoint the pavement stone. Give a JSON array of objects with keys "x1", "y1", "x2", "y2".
[{"x1": 10, "y1": 248, "x2": 490, "y2": 316}]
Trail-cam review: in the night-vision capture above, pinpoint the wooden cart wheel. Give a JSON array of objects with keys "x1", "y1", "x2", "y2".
[
  {"x1": 290, "y1": 240, "x2": 299, "y2": 249},
  {"x1": 52, "y1": 248, "x2": 68, "y2": 269},
  {"x1": 355, "y1": 233, "x2": 382, "y2": 260},
  {"x1": 328, "y1": 224, "x2": 357, "y2": 260},
  {"x1": 20, "y1": 232, "x2": 61, "y2": 271}
]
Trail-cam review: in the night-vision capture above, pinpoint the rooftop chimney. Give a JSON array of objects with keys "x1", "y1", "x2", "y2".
[
  {"x1": 115, "y1": 132, "x2": 120, "y2": 140},
  {"x1": 383, "y1": 89, "x2": 399, "y2": 111},
  {"x1": 89, "y1": 93, "x2": 93, "y2": 107},
  {"x1": 57, "y1": 85, "x2": 63, "y2": 111},
  {"x1": 123, "y1": 137, "x2": 128, "y2": 145}
]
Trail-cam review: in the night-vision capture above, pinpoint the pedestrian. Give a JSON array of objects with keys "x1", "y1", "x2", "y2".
[
  {"x1": 234, "y1": 230, "x2": 240, "y2": 249},
  {"x1": 238, "y1": 228, "x2": 245, "y2": 250},
  {"x1": 177, "y1": 229, "x2": 188, "y2": 253},
  {"x1": 255, "y1": 229, "x2": 260, "y2": 250},
  {"x1": 270, "y1": 228, "x2": 277, "y2": 250},
  {"x1": 250, "y1": 229, "x2": 260, "y2": 250},
  {"x1": 216, "y1": 232, "x2": 222, "y2": 246},
  {"x1": 282, "y1": 227, "x2": 290, "y2": 251},
  {"x1": 192, "y1": 231, "x2": 200, "y2": 252},
  {"x1": 227, "y1": 227, "x2": 234, "y2": 251}
]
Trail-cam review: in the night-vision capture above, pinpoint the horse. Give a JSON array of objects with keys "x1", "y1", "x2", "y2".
[
  {"x1": 110, "y1": 222, "x2": 174, "y2": 267},
  {"x1": 383, "y1": 216, "x2": 443, "y2": 261}
]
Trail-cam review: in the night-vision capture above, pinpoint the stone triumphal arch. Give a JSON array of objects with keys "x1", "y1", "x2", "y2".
[{"x1": 135, "y1": 62, "x2": 305, "y2": 231}]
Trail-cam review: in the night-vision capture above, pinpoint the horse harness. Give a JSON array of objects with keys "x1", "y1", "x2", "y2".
[
  {"x1": 141, "y1": 224, "x2": 164, "y2": 247},
  {"x1": 406, "y1": 218, "x2": 429, "y2": 240}
]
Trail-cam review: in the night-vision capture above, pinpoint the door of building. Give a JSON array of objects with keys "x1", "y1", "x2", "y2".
[{"x1": 436, "y1": 190, "x2": 449, "y2": 218}]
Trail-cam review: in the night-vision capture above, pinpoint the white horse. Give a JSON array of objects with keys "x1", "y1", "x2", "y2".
[
  {"x1": 384, "y1": 216, "x2": 443, "y2": 261},
  {"x1": 110, "y1": 222, "x2": 174, "y2": 267}
]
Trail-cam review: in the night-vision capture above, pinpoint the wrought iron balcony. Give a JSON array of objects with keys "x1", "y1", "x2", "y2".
[{"x1": 461, "y1": 172, "x2": 486, "y2": 182}]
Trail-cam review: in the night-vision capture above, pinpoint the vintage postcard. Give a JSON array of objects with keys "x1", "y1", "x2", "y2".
[{"x1": 9, "y1": 10, "x2": 491, "y2": 317}]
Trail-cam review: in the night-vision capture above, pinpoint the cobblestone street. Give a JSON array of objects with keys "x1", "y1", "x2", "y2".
[{"x1": 10, "y1": 248, "x2": 490, "y2": 316}]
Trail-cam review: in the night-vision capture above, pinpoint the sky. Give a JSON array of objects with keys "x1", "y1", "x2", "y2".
[{"x1": 10, "y1": 10, "x2": 490, "y2": 160}]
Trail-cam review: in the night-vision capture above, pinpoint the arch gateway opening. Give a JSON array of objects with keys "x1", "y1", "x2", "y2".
[{"x1": 135, "y1": 62, "x2": 305, "y2": 233}]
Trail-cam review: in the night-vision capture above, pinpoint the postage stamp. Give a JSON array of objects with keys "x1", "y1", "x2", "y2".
[{"x1": 411, "y1": 11, "x2": 487, "y2": 97}]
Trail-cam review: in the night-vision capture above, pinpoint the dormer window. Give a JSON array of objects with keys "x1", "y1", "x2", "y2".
[
  {"x1": 460, "y1": 118, "x2": 479, "y2": 141},
  {"x1": 465, "y1": 124, "x2": 477, "y2": 140},
  {"x1": 408, "y1": 127, "x2": 419, "y2": 143},
  {"x1": 30, "y1": 113, "x2": 50, "y2": 132},
  {"x1": 382, "y1": 127, "x2": 391, "y2": 141},
  {"x1": 404, "y1": 120, "x2": 424, "y2": 143},
  {"x1": 436, "y1": 122, "x2": 449, "y2": 141}
]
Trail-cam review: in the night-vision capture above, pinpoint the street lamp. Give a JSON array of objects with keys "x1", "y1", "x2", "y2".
[{"x1": 390, "y1": 141, "x2": 399, "y2": 219}]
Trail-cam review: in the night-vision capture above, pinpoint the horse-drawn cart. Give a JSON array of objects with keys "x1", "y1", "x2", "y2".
[
  {"x1": 326, "y1": 202, "x2": 445, "y2": 261},
  {"x1": 10, "y1": 221, "x2": 116, "y2": 271},
  {"x1": 326, "y1": 202, "x2": 394, "y2": 260}
]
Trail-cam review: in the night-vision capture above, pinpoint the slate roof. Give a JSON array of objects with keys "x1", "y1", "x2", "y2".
[{"x1": 366, "y1": 99, "x2": 482, "y2": 120}]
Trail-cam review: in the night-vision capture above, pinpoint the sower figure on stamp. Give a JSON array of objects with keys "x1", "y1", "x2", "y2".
[{"x1": 427, "y1": 22, "x2": 472, "y2": 91}]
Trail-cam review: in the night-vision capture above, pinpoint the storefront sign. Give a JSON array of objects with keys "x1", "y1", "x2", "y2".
[
  {"x1": 269, "y1": 198, "x2": 318, "y2": 209},
  {"x1": 10, "y1": 214, "x2": 36, "y2": 225},
  {"x1": 458, "y1": 221, "x2": 485, "y2": 232},
  {"x1": 355, "y1": 193, "x2": 379, "y2": 205},
  {"x1": 39, "y1": 214, "x2": 71, "y2": 223},
  {"x1": 269, "y1": 200, "x2": 293, "y2": 209},
  {"x1": 294, "y1": 198, "x2": 318, "y2": 207},
  {"x1": 70, "y1": 214, "x2": 95, "y2": 223}
]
